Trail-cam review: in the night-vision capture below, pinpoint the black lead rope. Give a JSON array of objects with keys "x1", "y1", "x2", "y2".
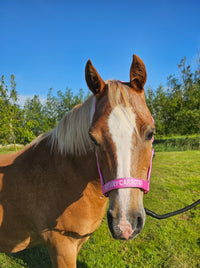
[{"x1": 145, "y1": 199, "x2": 200, "y2": 220}]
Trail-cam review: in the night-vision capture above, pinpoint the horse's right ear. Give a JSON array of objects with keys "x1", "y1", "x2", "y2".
[
  {"x1": 85, "y1": 60, "x2": 106, "y2": 96},
  {"x1": 130, "y1": 54, "x2": 147, "y2": 91}
]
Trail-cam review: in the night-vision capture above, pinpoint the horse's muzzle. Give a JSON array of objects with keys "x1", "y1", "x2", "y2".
[{"x1": 107, "y1": 209, "x2": 145, "y2": 240}]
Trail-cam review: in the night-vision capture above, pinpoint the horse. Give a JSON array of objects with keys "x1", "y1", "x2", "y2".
[{"x1": 0, "y1": 55, "x2": 155, "y2": 267}]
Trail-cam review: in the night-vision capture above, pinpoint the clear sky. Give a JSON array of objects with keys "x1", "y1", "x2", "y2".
[{"x1": 1, "y1": 0, "x2": 200, "y2": 100}]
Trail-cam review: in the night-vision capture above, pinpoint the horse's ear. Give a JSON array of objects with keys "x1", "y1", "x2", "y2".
[
  {"x1": 130, "y1": 54, "x2": 147, "y2": 91},
  {"x1": 85, "y1": 60, "x2": 106, "y2": 95}
]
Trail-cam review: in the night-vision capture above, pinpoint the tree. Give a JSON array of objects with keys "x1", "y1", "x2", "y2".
[
  {"x1": 23, "y1": 95, "x2": 45, "y2": 141},
  {"x1": 42, "y1": 88, "x2": 59, "y2": 131},
  {"x1": 56, "y1": 88, "x2": 84, "y2": 121},
  {"x1": 0, "y1": 75, "x2": 23, "y2": 150}
]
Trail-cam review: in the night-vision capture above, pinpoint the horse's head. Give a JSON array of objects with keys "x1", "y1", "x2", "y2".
[{"x1": 85, "y1": 55, "x2": 155, "y2": 240}]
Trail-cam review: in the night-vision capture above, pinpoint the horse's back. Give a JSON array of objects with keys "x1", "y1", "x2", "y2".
[{"x1": 0, "y1": 151, "x2": 19, "y2": 166}]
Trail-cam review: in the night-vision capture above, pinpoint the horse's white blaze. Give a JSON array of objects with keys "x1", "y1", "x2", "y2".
[{"x1": 108, "y1": 105, "x2": 137, "y2": 235}]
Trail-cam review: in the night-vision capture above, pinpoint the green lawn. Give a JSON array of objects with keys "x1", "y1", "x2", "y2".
[{"x1": 0, "y1": 151, "x2": 199, "y2": 267}]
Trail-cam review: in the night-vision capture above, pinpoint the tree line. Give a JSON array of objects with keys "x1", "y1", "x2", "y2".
[
  {"x1": 0, "y1": 77, "x2": 87, "y2": 148},
  {"x1": 0, "y1": 55, "x2": 200, "y2": 147},
  {"x1": 146, "y1": 55, "x2": 200, "y2": 136}
]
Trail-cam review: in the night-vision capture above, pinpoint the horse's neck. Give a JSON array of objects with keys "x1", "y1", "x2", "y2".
[{"x1": 54, "y1": 150, "x2": 101, "y2": 186}]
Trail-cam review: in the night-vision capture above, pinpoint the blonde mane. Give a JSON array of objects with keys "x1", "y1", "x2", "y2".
[
  {"x1": 38, "y1": 80, "x2": 134, "y2": 156},
  {"x1": 46, "y1": 95, "x2": 95, "y2": 155}
]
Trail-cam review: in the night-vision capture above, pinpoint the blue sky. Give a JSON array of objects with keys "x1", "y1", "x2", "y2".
[{"x1": 1, "y1": 0, "x2": 200, "y2": 100}]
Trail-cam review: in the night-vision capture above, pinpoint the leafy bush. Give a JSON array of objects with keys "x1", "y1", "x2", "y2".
[{"x1": 153, "y1": 135, "x2": 200, "y2": 151}]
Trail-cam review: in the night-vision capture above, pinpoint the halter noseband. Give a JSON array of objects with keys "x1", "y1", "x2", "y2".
[
  {"x1": 95, "y1": 148, "x2": 154, "y2": 197},
  {"x1": 94, "y1": 100, "x2": 154, "y2": 197}
]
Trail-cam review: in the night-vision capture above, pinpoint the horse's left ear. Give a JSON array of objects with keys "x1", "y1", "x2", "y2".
[
  {"x1": 130, "y1": 54, "x2": 147, "y2": 91},
  {"x1": 85, "y1": 60, "x2": 106, "y2": 96}
]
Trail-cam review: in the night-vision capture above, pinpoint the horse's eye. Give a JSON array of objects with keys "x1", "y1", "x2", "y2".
[
  {"x1": 146, "y1": 129, "x2": 154, "y2": 141},
  {"x1": 89, "y1": 132, "x2": 99, "y2": 146}
]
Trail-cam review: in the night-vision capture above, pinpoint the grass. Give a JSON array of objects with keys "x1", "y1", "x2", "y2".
[
  {"x1": 0, "y1": 144, "x2": 24, "y2": 154},
  {"x1": 0, "y1": 151, "x2": 199, "y2": 267}
]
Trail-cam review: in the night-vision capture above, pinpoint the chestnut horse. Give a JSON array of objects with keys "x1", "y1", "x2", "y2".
[{"x1": 0, "y1": 55, "x2": 154, "y2": 267}]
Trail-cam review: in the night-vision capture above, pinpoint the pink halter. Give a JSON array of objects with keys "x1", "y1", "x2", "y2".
[
  {"x1": 94, "y1": 102, "x2": 154, "y2": 197},
  {"x1": 95, "y1": 148, "x2": 154, "y2": 197}
]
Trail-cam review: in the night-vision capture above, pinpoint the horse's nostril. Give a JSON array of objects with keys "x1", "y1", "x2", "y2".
[
  {"x1": 136, "y1": 216, "x2": 143, "y2": 230},
  {"x1": 107, "y1": 210, "x2": 113, "y2": 225},
  {"x1": 107, "y1": 210, "x2": 115, "y2": 237}
]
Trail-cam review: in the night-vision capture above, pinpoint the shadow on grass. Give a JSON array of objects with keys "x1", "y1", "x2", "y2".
[
  {"x1": 7, "y1": 246, "x2": 89, "y2": 268},
  {"x1": 197, "y1": 238, "x2": 200, "y2": 248},
  {"x1": 77, "y1": 260, "x2": 89, "y2": 267},
  {"x1": 8, "y1": 246, "x2": 52, "y2": 268}
]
